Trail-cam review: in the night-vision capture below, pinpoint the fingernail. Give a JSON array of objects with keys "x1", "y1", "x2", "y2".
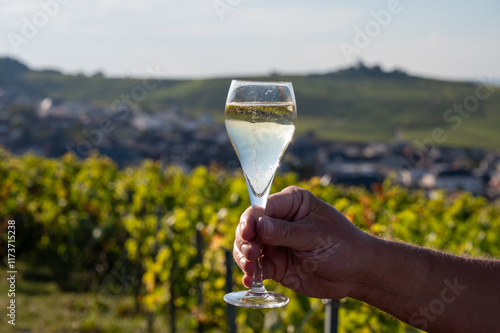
[
  {"x1": 240, "y1": 257, "x2": 246, "y2": 270},
  {"x1": 241, "y1": 242, "x2": 250, "y2": 256},
  {"x1": 263, "y1": 216, "x2": 274, "y2": 238}
]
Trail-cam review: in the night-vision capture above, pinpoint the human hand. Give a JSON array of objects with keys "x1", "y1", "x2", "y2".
[{"x1": 233, "y1": 186, "x2": 372, "y2": 299}]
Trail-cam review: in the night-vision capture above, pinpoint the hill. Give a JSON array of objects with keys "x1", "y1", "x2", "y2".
[{"x1": 1, "y1": 57, "x2": 499, "y2": 149}]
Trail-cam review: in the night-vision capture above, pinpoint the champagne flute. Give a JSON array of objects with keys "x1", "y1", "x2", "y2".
[{"x1": 224, "y1": 80, "x2": 296, "y2": 308}]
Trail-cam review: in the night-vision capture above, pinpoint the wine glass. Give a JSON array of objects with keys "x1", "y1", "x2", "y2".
[{"x1": 224, "y1": 80, "x2": 296, "y2": 308}]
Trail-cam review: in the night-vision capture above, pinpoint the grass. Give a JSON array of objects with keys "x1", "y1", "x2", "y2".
[{"x1": 0, "y1": 271, "x2": 170, "y2": 333}]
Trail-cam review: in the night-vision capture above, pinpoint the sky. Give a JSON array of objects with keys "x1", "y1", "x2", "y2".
[{"x1": 1, "y1": 0, "x2": 499, "y2": 82}]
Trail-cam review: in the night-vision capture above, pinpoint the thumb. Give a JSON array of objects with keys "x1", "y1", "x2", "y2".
[{"x1": 257, "y1": 215, "x2": 311, "y2": 250}]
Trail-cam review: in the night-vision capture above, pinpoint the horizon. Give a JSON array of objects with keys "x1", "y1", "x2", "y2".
[
  {"x1": 2, "y1": 55, "x2": 498, "y2": 87},
  {"x1": 1, "y1": 1, "x2": 499, "y2": 83}
]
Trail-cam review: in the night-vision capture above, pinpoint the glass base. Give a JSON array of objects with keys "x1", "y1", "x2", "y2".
[{"x1": 224, "y1": 290, "x2": 289, "y2": 308}]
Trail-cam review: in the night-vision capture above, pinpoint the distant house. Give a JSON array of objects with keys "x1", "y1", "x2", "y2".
[
  {"x1": 0, "y1": 114, "x2": 9, "y2": 141},
  {"x1": 481, "y1": 154, "x2": 500, "y2": 173},
  {"x1": 487, "y1": 172, "x2": 500, "y2": 198},
  {"x1": 434, "y1": 169, "x2": 483, "y2": 195},
  {"x1": 332, "y1": 172, "x2": 382, "y2": 189}
]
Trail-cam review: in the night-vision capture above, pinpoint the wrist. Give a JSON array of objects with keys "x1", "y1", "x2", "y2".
[
  {"x1": 348, "y1": 235, "x2": 432, "y2": 317},
  {"x1": 348, "y1": 233, "x2": 384, "y2": 299},
  {"x1": 350, "y1": 235, "x2": 429, "y2": 295}
]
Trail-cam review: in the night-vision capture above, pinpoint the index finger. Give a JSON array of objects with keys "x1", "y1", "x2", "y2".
[
  {"x1": 236, "y1": 206, "x2": 261, "y2": 262},
  {"x1": 239, "y1": 206, "x2": 256, "y2": 241}
]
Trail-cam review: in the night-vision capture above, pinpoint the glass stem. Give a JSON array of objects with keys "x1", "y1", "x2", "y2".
[
  {"x1": 250, "y1": 205, "x2": 266, "y2": 294},
  {"x1": 250, "y1": 244, "x2": 266, "y2": 293}
]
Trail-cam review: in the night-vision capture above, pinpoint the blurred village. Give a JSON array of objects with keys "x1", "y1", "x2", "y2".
[{"x1": 1, "y1": 86, "x2": 500, "y2": 200}]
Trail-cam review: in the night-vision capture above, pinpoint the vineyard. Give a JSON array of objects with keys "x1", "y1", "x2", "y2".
[{"x1": 1, "y1": 147, "x2": 500, "y2": 332}]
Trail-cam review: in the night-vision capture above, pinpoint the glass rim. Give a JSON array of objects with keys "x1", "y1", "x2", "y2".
[
  {"x1": 226, "y1": 79, "x2": 296, "y2": 104},
  {"x1": 230, "y1": 79, "x2": 293, "y2": 86}
]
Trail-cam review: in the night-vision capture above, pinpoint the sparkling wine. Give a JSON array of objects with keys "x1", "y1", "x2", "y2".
[
  {"x1": 225, "y1": 102, "x2": 295, "y2": 208},
  {"x1": 223, "y1": 81, "x2": 295, "y2": 308}
]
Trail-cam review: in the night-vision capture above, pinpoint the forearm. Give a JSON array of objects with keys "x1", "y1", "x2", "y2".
[{"x1": 350, "y1": 235, "x2": 500, "y2": 332}]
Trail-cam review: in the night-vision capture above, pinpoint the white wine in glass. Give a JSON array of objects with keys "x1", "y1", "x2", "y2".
[{"x1": 224, "y1": 80, "x2": 296, "y2": 308}]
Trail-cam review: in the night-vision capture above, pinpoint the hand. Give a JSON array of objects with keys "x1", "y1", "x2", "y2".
[
  {"x1": 233, "y1": 186, "x2": 372, "y2": 299},
  {"x1": 234, "y1": 186, "x2": 500, "y2": 332}
]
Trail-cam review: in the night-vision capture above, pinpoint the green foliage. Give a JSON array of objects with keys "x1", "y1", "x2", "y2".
[{"x1": 1, "y1": 148, "x2": 499, "y2": 332}]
